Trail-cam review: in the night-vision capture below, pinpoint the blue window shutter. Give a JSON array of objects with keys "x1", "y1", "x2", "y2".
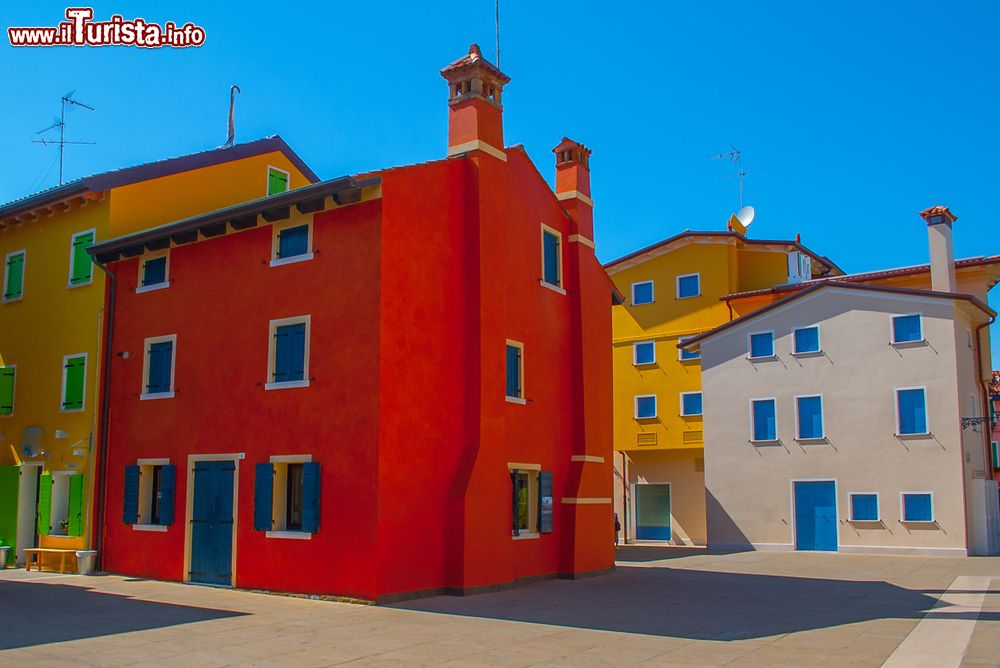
[
  {"x1": 677, "y1": 274, "x2": 699, "y2": 298},
  {"x1": 851, "y1": 494, "x2": 878, "y2": 521},
  {"x1": 794, "y1": 327, "x2": 820, "y2": 353},
  {"x1": 633, "y1": 282, "x2": 653, "y2": 305},
  {"x1": 893, "y1": 315, "x2": 922, "y2": 343},
  {"x1": 274, "y1": 324, "x2": 306, "y2": 382},
  {"x1": 903, "y1": 493, "x2": 932, "y2": 522},
  {"x1": 278, "y1": 225, "x2": 309, "y2": 259},
  {"x1": 797, "y1": 397, "x2": 823, "y2": 438},
  {"x1": 253, "y1": 463, "x2": 274, "y2": 531},
  {"x1": 123, "y1": 465, "x2": 140, "y2": 525},
  {"x1": 158, "y1": 465, "x2": 176, "y2": 526},
  {"x1": 301, "y1": 462, "x2": 321, "y2": 533},
  {"x1": 142, "y1": 257, "x2": 167, "y2": 286},
  {"x1": 543, "y1": 232, "x2": 560, "y2": 286},
  {"x1": 147, "y1": 342, "x2": 173, "y2": 393},
  {"x1": 753, "y1": 400, "x2": 776, "y2": 440},
  {"x1": 505, "y1": 345, "x2": 520, "y2": 398},
  {"x1": 538, "y1": 471, "x2": 553, "y2": 533},
  {"x1": 750, "y1": 333, "x2": 773, "y2": 358},
  {"x1": 898, "y1": 389, "x2": 927, "y2": 434}
]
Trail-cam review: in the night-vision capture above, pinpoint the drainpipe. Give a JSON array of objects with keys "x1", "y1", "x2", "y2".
[{"x1": 92, "y1": 259, "x2": 116, "y2": 572}]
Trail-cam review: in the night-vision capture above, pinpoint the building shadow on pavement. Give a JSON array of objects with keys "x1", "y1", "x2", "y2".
[
  {"x1": 0, "y1": 580, "x2": 245, "y2": 650},
  {"x1": 392, "y1": 566, "x2": 998, "y2": 640}
]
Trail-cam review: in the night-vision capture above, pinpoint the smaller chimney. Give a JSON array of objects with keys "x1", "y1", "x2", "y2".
[
  {"x1": 553, "y1": 137, "x2": 594, "y2": 240},
  {"x1": 440, "y1": 44, "x2": 510, "y2": 160},
  {"x1": 919, "y1": 205, "x2": 958, "y2": 293}
]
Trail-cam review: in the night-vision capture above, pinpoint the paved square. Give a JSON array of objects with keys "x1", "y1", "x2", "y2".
[{"x1": 1, "y1": 548, "x2": 998, "y2": 666}]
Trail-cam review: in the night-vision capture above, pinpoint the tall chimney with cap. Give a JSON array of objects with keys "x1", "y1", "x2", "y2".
[
  {"x1": 919, "y1": 205, "x2": 958, "y2": 293},
  {"x1": 552, "y1": 137, "x2": 594, "y2": 242},
  {"x1": 439, "y1": 44, "x2": 510, "y2": 161}
]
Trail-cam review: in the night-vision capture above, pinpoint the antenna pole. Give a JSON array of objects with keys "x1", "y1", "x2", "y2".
[
  {"x1": 495, "y1": 0, "x2": 501, "y2": 68},
  {"x1": 32, "y1": 93, "x2": 96, "y2": 186},
  {"x1": 59, "y1": 96, "x2": 66, "y2": 185}
]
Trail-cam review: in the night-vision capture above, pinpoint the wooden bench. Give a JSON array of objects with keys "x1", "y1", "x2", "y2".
[{"x1": 24, "y1": 548, "x2": 77, "y2": 574}]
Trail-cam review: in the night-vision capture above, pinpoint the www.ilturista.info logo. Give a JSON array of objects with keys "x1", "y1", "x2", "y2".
[{"x1": 8, "y1": 8, "x2": 206, "y2": 48}]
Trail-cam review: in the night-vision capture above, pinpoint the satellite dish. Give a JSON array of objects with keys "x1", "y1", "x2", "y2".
[{"x1": 736, "y1": 206, "x2": 755, "y2": 228}]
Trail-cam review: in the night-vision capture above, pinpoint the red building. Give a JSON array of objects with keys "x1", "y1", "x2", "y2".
[{"x1": 89, "y1": 45, "x2": 614, "y2": 602}]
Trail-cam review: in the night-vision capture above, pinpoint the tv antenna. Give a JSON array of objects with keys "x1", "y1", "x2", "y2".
[
  {"x1": 32, "y1": 91, "x2": 96, "y2": 185},
  {"x1": 495, "y1": 0, "x2": 501, "y2": 68},
  {"x1": 713, "y1": 145, "x2": 747, "y2": 209}
]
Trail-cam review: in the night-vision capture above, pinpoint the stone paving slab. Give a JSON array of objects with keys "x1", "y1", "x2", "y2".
[{"x1": 0, "y1": 549, "x2": 997, "y2": 666}]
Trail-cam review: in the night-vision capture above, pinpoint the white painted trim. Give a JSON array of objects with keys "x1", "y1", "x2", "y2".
[
  {"x1": 136, "y1": 458, "x2": 170, "y2": 466},
  {"x1": 269, "y1": 252, "x2": 314, "y2": 268},
  {"x1": 562, "y1": 497, "x2": 612, "y2": 505},
  {"x1": 749, "y1": 397, "x2": 778, "y2": 442},
  {"x1": 141, "y1": 334, "x2": 177, "y2": 399},
  {"x1": 2, "y1": 249, "x2": 26, "y2": 303},
  {"x1": 269, "y1": 454, "x2": 312, "y2": 463},
  {"x1": 265, "y1": 165, "x2": 291, "y2": 196},
  {"x1": 447, "y1": 139, "x2": 507, "y2": 161},
  {"x1": 183, "y1": 453, "x2": 241, "y2": 587},
  {"x1": 555, "y1": 190, "x2": 594, "y2": 207},
  {"x1": 132, "y1": 524, "x2": 168, "y2": 533},
  {"x1": 634, "y1": 394, "x2": 657, "y2": 419},
  {"x1": 631, "y1": 280, "x2": 654, "y2": 305},
  {"x1": 135, "y1": 250, "x2": 170, "y2": 293},
  {"x1": 900, "y1": 490, "x2": 936, "y2": 523},
  {"x1": 890, "y1": 312, "x2": 924, "y2": 345},
  {"x1": 894, "y1": 385, "x2": 929, "y2": 436},
  {"x1": 632, "y1": 340, "x2": 656, "y2": 366},
  {"x1": 675, "y1": 272, "x2": 701, "y2": 300},
  {"x1": 570, "y1": 455, "x2": 605, "y2": 463},
  {"x1": 505, "y1": 396, "x2": 526, "y2": 405},
  {"x1": 568, "y1": 234, "x2": 595, "y2": 249},
  {"x1": 677, "y1": 335, "x2": 701, "y2": 361},
  {"x1": 847, "y1": 491, "x2": 880, "y2": 522},
  {"x1": 505, "y1": 339, "x2": 525, "y2": 402},
  {"x1": 67, "y1": 228, "x2": 96, "y2": 289},
  {"x1": 270, "y1": 219, "x2": 314, "y2": 265},
  {"x1": 791, "y1": 324, "x2": 822, "y2": 354},
  {"x1": 790, "y1": 478, "x2": 839, "y2": 550},
  {"x1": 838, "y1": 544, "x2": 966, "y2": 557},
  {"x1": 0, "y1": 363, "x2": 16, "y2": 417},
  {"x1": 747, "y1": 330, "x2": 776, "y2": 359},
  {"x1": 539, "y1": 223, "x2": 564, "y2": 293},
  {"x1": 267, "y1": 315, "x2": 311, "y2": 387},
  {"x1": 512, "y1": 532, "x2": 540, "y2": 540},
  {"x1": 59, "y1": 353, "x2": 87, "y2": 413},
  {"x1": 679, "y1": 391, "x2": 703, "y2": 417},
  {"x1": 507, "y1": 462, "x2": 541, "y2": 471},
  {"x1": 265, "y1": 530, "x2": 312, "y2": 540},
  {"x1": 793, "y1": 394, "x2": 824, "y2": 440},
  {"x1": 539, "y1": 280, "x2": 567, "y2": 295}
]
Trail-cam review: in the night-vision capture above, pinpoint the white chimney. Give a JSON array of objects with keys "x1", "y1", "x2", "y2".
[{"x1": 920, "y1": 205, "x2": 957, "y2": 293}]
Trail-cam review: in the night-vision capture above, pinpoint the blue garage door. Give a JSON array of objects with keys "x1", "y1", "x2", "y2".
[
  {"x1": 794, "y1": 481, "x2": 838, "y2": 551},
  {"x1": 189, "y1": 461, "x2": 236, "y2": 586}
]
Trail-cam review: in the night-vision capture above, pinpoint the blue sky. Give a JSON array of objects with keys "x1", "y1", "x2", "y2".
[{"x1": 3, "y1": 2, "x2": 999, "y2": 353}]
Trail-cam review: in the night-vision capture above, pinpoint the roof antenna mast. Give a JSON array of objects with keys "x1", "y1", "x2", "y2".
[
  {"x1": 712, "y1": 145, "x2": 747, "y2": 209},
  {"x1": 224, "y1": 85, "x2": 241, "y2": 149},
  {"x1": 495, "y1": 0, "x2": 501, "y2": 68},
  {"x1": 32, "y1": 91, "x2": 96, "y2": 185}
]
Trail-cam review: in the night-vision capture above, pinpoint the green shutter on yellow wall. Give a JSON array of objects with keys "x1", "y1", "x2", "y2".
[
  {"x1": 62, "y1": 355, "x2": 86, "y2": 411},
  {"x1": 0, "y1": 367, "x2": 14, "y2": 415},
  {"x1": 37, "y1": 473, "x2": 52, "y2": 536},
  {"x1": 4, "y1": 251, "x2": 24, "y2": 300},
  {"x1": 267, "y1": 168, "x2": 289, "y2": 196},
  {"x1": 69, "y1": 231, "x2": 95, "y2": 285},
  {"x1": 0, "y1": 466, "x2": 19, "y2": 565},
  {"x1": 68, "y1": 474, "x2": 85, "y2": 537}
]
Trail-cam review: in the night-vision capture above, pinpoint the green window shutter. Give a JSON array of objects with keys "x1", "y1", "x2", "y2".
[
  {"x1": 4, "y1": 252, "x2": 24, "y2": 300},
  {"x1": 68, "y1": 474, "x2": 85, "y2": 536},
  {"x1": 0, "y1": 466, "x2": 19, "y2": 565},
  {"x1": 37, "y1": 473, "x2": 52, "y2": 536},
  {"x1": 62, "y1": 355, "x2": 86, "y2": 411},
  {"x1": 70, "y1": 231, "x2": 95, "y2": 285},
  {"x1": 0, "y1": 367, "x2": 14, "y2": 415},
  {"x1": 267, "y1": 168, "x2": 289, "y2": 196}
]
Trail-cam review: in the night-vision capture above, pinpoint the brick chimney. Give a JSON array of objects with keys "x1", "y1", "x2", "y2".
[
  {"x1": 440, "y1": 44, "x2": 510, "y2": 161},
  {"x1": 919, "y1": 205, "x2": 958, "y2": 293},
  {"x1": 552, "y1": 137, "x2": 594, "y2": 241}
]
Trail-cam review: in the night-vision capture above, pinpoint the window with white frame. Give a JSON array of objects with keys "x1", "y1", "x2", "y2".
[
  {"x1": 751, "y1": 398, "x2": 777, "y2": 441},
  {"x1": 141, "y1": 335, "x2": 176, "y2": 399},
  {"x1": 896, "y1": 388, "x2": 927, "y2": 435},
  {"x1": 505, "y1": 340, "x2": 524, "y2": 403},
  {"x1": 678, "y1": 336, "x2": 700, "y2": 361},
  {"x1": 271, "y1": 220, "x2": 313, "y2": 267},
  {"x1": 266, "y1": 316, "x2": 310, "y2": 389},
  {"x1": 901, "y1": 492, "x2": 933, "y2": 522},
  {"x1": 795, "y1": 395, "x2": 824, "y2": 439},
  {"x1": 632, "y1": 281, "x2": 654, "y2": 305},
  {"x1": 676, "y1": 273, "x2": 700, "y2": 299},
  {"x1": 849, "y1": 493, "x2": 879, "y2": 521},
  {"x1": 680, "y1": 391, "x2": 702, "y2": 416},
  {"x1": 267, "y1": 166, "x2": 290, "y2": 196},
  {"x1": 748, "y1": 331, "x2": 775, "y2": 359},
  {"x1": 792, "y1": 326, "x2": 821, "y2": 354},
  {"x1": 137, "y1": 252, "x2": 169, "y2": 292},
  {"x1": 891, "y1": 314, "x2": 923, "y2": 344},
  {"x1": 68, "y1": 229, "x2": 95, "y2": 288},
  {"x1": 540, "y1": 225, "x2": 563, "y2": 291},
  {"x1": 633, "y1": 341, "x2": 656, "y2": 365},
  {"x1": 635, "y1": 394, "x2": 657, "y2": 419},
  {"x1": 60, "y1": 353, "x2": 87, "y2": 412},
  {"x1": 3, "y1": 249, "x2": 25, "y2": 302}
]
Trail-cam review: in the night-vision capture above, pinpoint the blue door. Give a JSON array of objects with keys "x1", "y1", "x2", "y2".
[
  {"x1": 794, "y1": 481, "x2": 837, "y2": 551},
  {"x1": 190, "y1": 461, "x2": 235, "y2": 586}
]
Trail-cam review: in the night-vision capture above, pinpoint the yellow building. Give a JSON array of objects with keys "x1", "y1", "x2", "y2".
[
  {"x1": 605, "y1": 228, "x2": 841, "y2": 545},
  {"x1": 0, "y1": 137, "x2": 316, "y2": 567}
]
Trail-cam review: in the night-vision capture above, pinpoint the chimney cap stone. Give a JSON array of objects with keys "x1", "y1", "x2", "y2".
[
  {"x1": 920, "y1": 205, "x2": 957, "y2": 225},
  {"x1": 440, "y1": 43, "x2": 510, "y2": 85}
]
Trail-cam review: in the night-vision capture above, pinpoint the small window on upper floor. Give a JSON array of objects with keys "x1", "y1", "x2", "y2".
[
  {"x1": 896, "y1": 388, "x2": 927, "y2": 435},
  {"x1": 748, "y1": 331, "x2": 775, "y2": 359},
  {"x1": 632, "y1": 281, "x2": 654, "y2": 305},
  {"x1": 0, "y1": 366, "x2": 15, "y2": 416},
  {"x1": 676, "y1": 273, "x2": 700, "y2": 299},
  {"x1": 3, "y1": 250, "x2": 25, "y2": 303},
  {"x1": 267, "y1": 317, "x2": 310, "y2": 390},
  {"x1": 891, "y1": 314, "x2": 923, "y2": 344},
  {"x1": 271, "y1": 221, "x2": 313, "y2": 267},
  {"x1": 787, "y1": 251, "x2": 811, "y2": 284},
  {"x1": 901, "y1": 492, "x2": 933, "y2": 523},
  {"x1": 633, "y1": 341, "x2": 656, "y2": 365},
  {"x1": 751, "y1": 398, "x2": 777, "y2": 442},
  {"x1": 505, "y1": 341, "x2": 524, "y2": 404},
  {"x1": 142, "y1": 335, "x2": 176, "y2": 400},
  {"x1": 540, "y1": 225, "x2": 563, "y2": 292},
  {"x1": 635, "y1": 394, "x2": 657, "y2": 419},
  {"x1": 267, "y1": 166, "x2": 290, "y2": 196},
  {"x1": 69, "y1": 230, "x2": 95, "y2": 288},
  {"x1": 137, "y1": 253, "x2": 169, "y2": 293},
  {"x1": 678, "y1": 336, "x2": 700, "y2": 361},
  {"x1": 680, "y1": 392, "x2": 702, "y2": 417},
  {"x1": 792, "y1": 326, "x2": 821, "y2": 354},
  {"x1": 60, "y1": 353, "x2": 87, "y2": 412}
]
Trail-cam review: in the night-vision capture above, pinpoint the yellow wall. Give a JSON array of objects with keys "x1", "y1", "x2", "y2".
[{"x1": 0, "y1": 149, "x2": 314, "y2": 557}]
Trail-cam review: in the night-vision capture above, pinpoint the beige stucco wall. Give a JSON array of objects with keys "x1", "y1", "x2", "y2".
[
  {"x1": 615, "y1": 448, "x2": 706, "y2": 545},
  {"x1": 701, "y1": 286, "x2": 988, "y2": 556}
]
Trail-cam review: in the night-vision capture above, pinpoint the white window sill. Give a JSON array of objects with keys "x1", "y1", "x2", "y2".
[
  {"x1": 539, "y1": 280, "x2": 566, "y2": 295},
  {"x1": 265, "y1": 380, "x2": 310, "y2": 391},
  {"x1": 795, "y1": 437, "x2": 828, "y2": 444},
  {"x1": 132, "y1": 524, "x2": 168, "y2": 532},
  {"x1": 676, "y1": 294, "x2": 700, "y2": 300},
  {"x1": 67, "y1": 280, "x2": 94, "y2": 290},
  {"x1": 632, "y1": 301, "x2": 654, "y2": 306},
  {"x1": 140, "y1": 391, "x2": 175, "y2": 401},
  {"x1": 46, "y1": 534, "x2": 73, "y2": 539},
  {"x1": 269, "y1": 252, "x2": 314, "y2": 268},
  {"x1": 512, "y1": 532, "x2": 539, "y2": 540},
  {"x1": 900, "y1": 519, "x2": 936, "y2": 525},
  {"x1": 2, "y1": 296, "x2": 22, "y2": 304},
  {"x1": 633, "y1": 362, "x2": 657, "y2": 367},
  {"x1": 747, "y1": 355, "x2": 777, "y2": 361},
  {"x1": 891, "y1": 339, "x2": 926, "y2": 348},
  {"x1": 266, "y1": 530, "x2": 313, "y2": 540},
  {"x1": 505, "y1": 395, "x2": 526, "y2": 405},
  {"x1": 136, "y1": 282, "x2": 169, "y2": 294},
  {"x1": 791, "y1": 350, "x2": 823, "y2": 357},
  {"x1": 680, "y1": 413, "x2": 703, "y2": 418},
  {"x1": 750, "y1": 439, "x2": 780, "y2": 446},
  {"x1": 895, "y1": 432, "x2": 932, "y2": 439},
  {"x1": 635, "y1": 415, "x2": 658, "y2": 421},
  {"x1": 848, "y1": 518, "x2": 881, "y2": 524},
  {"x1": 59, "y1": 408, "x2": 84, "y2": 414},
  {"x1": 679, "y1": 356, "x2": 700, "y2": 362}
]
